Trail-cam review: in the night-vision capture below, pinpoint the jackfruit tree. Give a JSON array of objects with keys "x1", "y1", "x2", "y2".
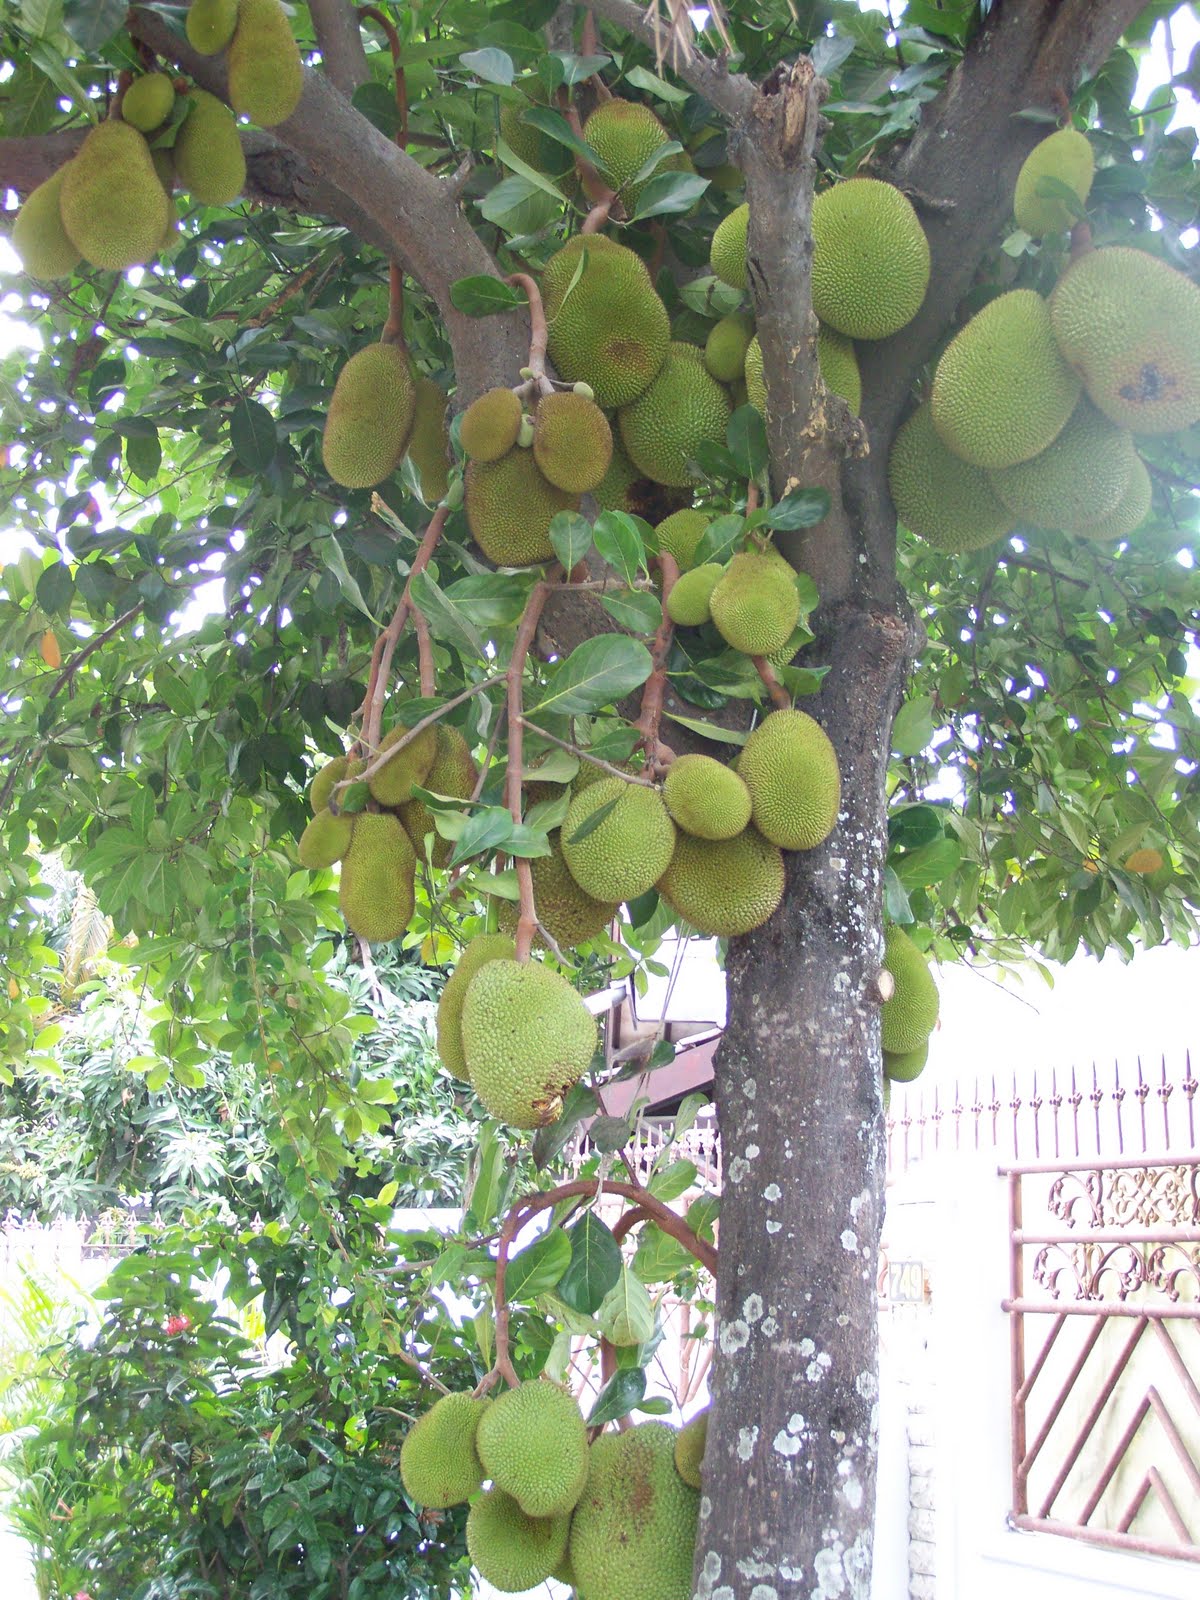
[{"x1": 0, "y1": 2, "x2": 1198, "y2": 1596}]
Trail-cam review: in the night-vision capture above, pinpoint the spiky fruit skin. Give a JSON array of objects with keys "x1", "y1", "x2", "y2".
[
  {"x1": 738, "y1": 709, "x2": 840, "y2": 852},
  {"x1": 298, "y1": 808, "x2": 353, "y2": 869},
  {"x1": 1076, "y1": 455, "x2": 1152, "y2": 541},
  {"x1": 812, "y1": 179, "x2": 929, "y2": 340},
  {"x1": 675, "y1": 1410, "x2": 708, "y2": 1489},
  {"x1": 400, "y1": 724, "x2": 476, "y2": 868},
  {"x1": 338, "y1": 813, "x2": 416, "y2": 944},
  {"x1": 932, "y1": 289, "x2": 1080, "y2": 469},
  {"x1": 657, "y1": 826, "x2": 785, "y2": 936},
  {"x1": 174, "y1": 90, "x2": 246, "y2": 206},
  {"x1": 654, "y1": 509, "x2": 711, "y2": 571},
  {"x1": 817, "y1": 325, "x2": 862, "y2": 412},
  {"x1": 498, "y1": 833, "x2": 617, "y2": 950},
  {"x1": 881, "y1": 926, "x2": 939, "y2": 1055},
  {"x1": 883, "y1": 1041, "x2": 929, "y2": 1084},
  {"x1": 465, "y1": 450, "x2": 579, "y2": 567},
  {"x1": 583, "y1": 100, "x2": 671, "y2": 210},
  {"x1": 367, "y1": 720, "x2": 438, "y2": 808},
  {"x1": 436, "y1": 933, "x2": 516, "y2": 1080},
  {"x1": 186, "y1": 0, "x2": 239, "y2": 53},
  {"x1": 12, "y1": 168, "x2": 80, "y2": 281},
  {"x1": 1050, "y1": 246, "x2": 1200, "y2": 435},
  {"x1": 663, "y1": 755, "x2": 752, "y2": 841},
  {"x1": 888, "y1": 404, "x2": 1013, "y2": 554},
  {"x1": 400, "y1": 1391, "x2": 489, "y2": 1508},
  {"x1": 569, "y1": 1423, "x2": 700, "y2": 1600},
  {"x1": 562, "y1": 779, "x2": 677, "y2": 903},
  {"x1": 744, "y1": 333, "x2": 767, "y2": 411},
  {"x1": 227, "y1": 0, "x2": 303, "y2": 127},
  {"x1": 542, "y1": 236, "x2": 671, "y2": 408},
  {"x1": 618, "y1": 345, "x2": 732, "y2": 488},
  {"x1": 460, "y1": 387, "x2": 523, "y2": 462},
  {"x1": 710, "y1": 203, "x2": 748, "y2": 290},
  {"x1": 122, "y1": 74, "x2": 175, "y2": 133},
  {"x1": 666, "y1": 563, "x2": 724, "y2": 626},
  {"x1": 407, "y1": 377, "x2": 450, "y2": 502},
  {"x1": 322, "y1": 344, "x2": 416, "y2": 489},
  {"x1": 500, "y1": 101, "x2": 574, "y2": 188},
  {"x1": 1013, "y1": 127, "x2": 1094, "y2": 236},
  {"x1": 533, "y1": 392, "x2": 613, "y2": 493},
  {"x1": 708, "y1": 551, "x2": 801, "y2": 657},
  {"x1": 309, "y1": 754, "x2": 357, "y2": 813},
  {"x1": 60, "y1": 122, "x2": 169, "y2": 272},
  {"x1": 703, "y1": 313, "x2": 754, "y2": 384},
  {"x1": 462, "y1": 961, "x2": 597, "y2": 1128},
  {"x1": 988, "y1": 398, "x2": 1136, "y2": 533},
  {"x1": 1124, "y1": 847, "x2": 1165, "y2": 876},
  {"x1": 475, "y1": 1381, "x2": 589, "y2": 1519},
  {"x1": 467, "y1": 1489, "x2": 571, "y2": 1593}
]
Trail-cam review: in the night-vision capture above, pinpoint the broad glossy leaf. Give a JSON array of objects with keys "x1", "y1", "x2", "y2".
[
  {"x1": 505, "y1": 1225, "x2": 571, "y2": 1302},
  {"x1": 557, "y1": 1212, "x2": 622, "y2": 1315},
  {"x1": 531, "y1": 635, "x2": 653, "y2": 717}
]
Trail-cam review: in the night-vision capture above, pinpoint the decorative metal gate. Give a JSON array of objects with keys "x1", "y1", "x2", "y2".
[{"x1": 1003, "y1": 1155, "x2": 1200, "y2": 1561}]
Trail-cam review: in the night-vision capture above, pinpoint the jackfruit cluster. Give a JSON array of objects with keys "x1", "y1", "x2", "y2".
[{"x1": 542, "y1": 235, "x2": 671, "y2": 408}]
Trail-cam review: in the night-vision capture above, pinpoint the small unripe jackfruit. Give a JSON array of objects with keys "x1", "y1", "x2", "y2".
[
  {"x1": 562, "y1": 778, "x2": 677, "y2": 903},
  {"x1": 533, "y1": 390, "x2": 613, "y2": 493},
  {"x1": 708, "y1": 550, "x2": 801, "y2": 657},
  {"x1": 1013, "y1": 127, "x2": 1094, "y2": 237},
  {"x1": 745, "y1": 327, "x2": 860, "y2": 414},
  {"x1": 121, "y1": 74, "x2": 175, "y2": 134},
  {"x1": 1075, "y1": 455, "x2": 1152, "y2": 541},
  {"x1": 322, "y1": 343, "x2": 417, "y2": 489},
  {"x1": 462, "y1": 961, "x2": 597, "y2": 1128},
  {"x1": 368, "y1": 719, "x2": 438, "y2": 808},
  {"x1": 174, "y1": 90, "x2": 246, "y2": 206},
  {"x1": 543, "y1": 235, "x2": 671, "y2": 408},
  {"x1": 888, "y1": 404, "x2": 1013, "y2": 554},
  {"x1": 12, "y1": 168, "x2": 80, "y2": 281},
  {"x1": 298, "y1": 808, "x2": 353, "y2": 869},
  {"x1": 309, "y1": 753, "x2": 361, "y2": 814},
  {"x1": 468, "y1": 1489, "x2": 571, "y2": 1593},
  {"x1": 338, "y1": 812, "x2": 416, "y2": 943},
  {"x1": 436, "y1": 932, "x2": 516, "y2": 1080},
  {"x1": 465, "y1": 449, "x2": 579, "y2": 566},
  {"x1": 406, "y1": 377, "x2": 450, "y2": 502},
  {"x1": 710, "y1": 203, "x2": 748, "y2": 290},
  {"x1": 988, "y1": 398, "x2": 1136, "y2": 533},
  {"x1": 657, "y1": 826, "x2": 785, "y2": 936},
  {"x1": 883, "y1": 1042, "x2": 929, "y2": 1084},
  {"x1": 704, "y1": 313, "x2": 755, "y2": 383},
  {"x1": 460, "y1": 387, "x2": 522, "y2": 462},
  {"x1": 60, "y1": 122, "x2": 170, "y2": 272},
  {"x1": 811, "y1": 179, "x2": 929, "y2": 340},
  {"x1": 227, "y1": 0, "x2": 304, "y2": 127},
  {"x1": 666, "y1": 562, "x2": 723, "y2": 626},
  {"x1": 881, "y1": 926, "x2": 939, "y2": 1055},
  {"x1": 475, "y1": 1380, "x2": 589, "y2": 1518},
  {"x1": 400, "y1": 1390, "x2": 489, "y2": 1508},
  {"x1": 738, "y1": 708, "x2": 840, "y2": 851},
  {"x1": 655, "y1": 508, "x2": 710, "y2": 571},
  {"x1": 619, "y1": 344, "x2": 732, "y2": 487},
  {"x1": 663, "y1": 755, "x2": 751, "y2": 840},
  {"x1": 675, "y1": 1410, "x2": 708, "y2": 1488},
  {"x1": 186, "y1": 0, "x2": 239, "y2": 54},
  {"x1": 498, "y1": 833, "x2": 617, "y2": 950},
  {"x1": 400, "y1": 724, "x2": 477, "y2": 868},
  {"x1": 583, "y1": 99, "x2": 673, "y2": 210}
]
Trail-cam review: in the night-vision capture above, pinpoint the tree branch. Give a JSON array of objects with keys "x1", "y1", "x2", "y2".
[
  {"x1": 586, "y1": 0, "x2": 754, "y2": 122},
  {"x1": 310, "y1": 0, "x2": 371, "y2": 93}
]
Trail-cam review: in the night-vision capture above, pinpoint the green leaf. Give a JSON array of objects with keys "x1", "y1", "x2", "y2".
[
  {"x1": 125, "y1": 429, "x2": 161, "y2": 483},
  {"x1": 449, "y1": 276, "x2": 527, "y2": 317},
  {"x1": 593, "y1": 512, "x2": 647, "y2": 586},
  {"x1": 230, "y1": 399, "x2": 277, "y2": 473},
  {"x1": 321, "y1": 537, "x2": 383, "y2": 626},
  {"x1": 892, "y1": 837, "x2": 961, "y2": 890},
  {"x1": 632, "y1": 1224, "x2": 692, "y2": 1283},
  {"x1": 557, "y1": 1213, "x2": 622, "y2": 1315},
  {"x1": 627, "y1": 171, "x2": 710, "y2": 222},
  {"x1": 597, "y1": 1268, "x2": 656, "y2": 1346},
  {"x1": 521, "y1": 106, "x2": 599, "y2": 163},
  {"x1": 61, "y1": 0, "x2": 126, "y2": 53},
  {"x1": 662, "y1": 712, "x2": 748, "y2": 747},
  {"x1": 563, "y1": 792, "x2": 620, "y2": 846},
  {"x1": 459, "y1": 48, "x2": 515, "y2": 86},
  {"x1": 531, "y1": 635, "x2": 653, "y2": 717},
  {"x1": 648, "y1": 1159, "x2": 697, "y2": 1202},
  {"x1": 755, "y1": 488, "x2": 831, "y2": 531},
  {"x1": 505, "y1": 1226, "x2": 571, "y2": 1301},
  {"x1": 549, "y1": 511, "x2": 594, "y2": 573},
  {"x1": 671, "y1": 1092, "x2": 707, "y2": 1143},
  {"x1": 36, "y1": 562, "x2": 74, "y2": 615},
  {"x1": 1034, "y1": 174, "x2": 1088, "y2": 220},
  {"x1": 692, "y1": 514, "x2": 745, "y2": 567},
  {"x1": 891, "y1": 694, "x2": 936, "y2": 757},
  {"x1": 883, "y1": 866, "x2": 913, "y2": 924},
  {"x1": 448, "y1": 807, "x2": 515, "y2": 869},
  {"x1": 624, "y1": 65, "x2": 691, "y2": 104},
  {"x1": 600, "y1": 589, "x2": 662, "y2": 633},
  {"x1": 589, "y1": 1114, "x2": 633, "y2": 1153},
  {"x1": 408, "y1": 570, "x2": 486, "y2": 658},
  {"x1": 444, "y1": 574, "x2": 528, "y2": 627},
  {"x1": 727, "y1": 405, "x2": 768, "y2": 479},
  {"x1": 351, "y1": 81, "x2": 400, "y2": 139},
  {"x1": 588, "y1": 1365, "x2": 647, "y2": 1426}
]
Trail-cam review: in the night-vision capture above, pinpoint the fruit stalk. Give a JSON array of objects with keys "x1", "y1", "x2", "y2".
[
  {"x1": 751, "y1": 655, "x2": 792, "y2": 710},
  {"x1": 635, "y1": 551, "x2": 680, "y2": 776}
]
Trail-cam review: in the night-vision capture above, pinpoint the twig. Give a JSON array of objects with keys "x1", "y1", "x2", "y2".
[
  {"x1": 360, "y1": 505, "x2": 449, "y2": 752},
  {"x1": 518, "y1": 720, "x2": 657, "y2": 786},
  {"x1": 341, "y1": 674, "x2": 506, "y2": 796},
  {"x1": 44, "y1": 603, "x2": 144, "y2": 703},
  {"x1": 506, "y1": 571, "x2": 561, "y2": 959},
  {"x1": 752, "y1": 655, "x2": 792, "y2": 709},
  {"x1": 636, "y1": 553, "x2": 679, "y2": 775},
  {"x1": 505, "y1": 273, "x2": 553, "y2": 395}
]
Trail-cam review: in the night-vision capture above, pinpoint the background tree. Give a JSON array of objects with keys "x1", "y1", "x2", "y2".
[{"x1": 0, "y1": 1, "x2": 1197, "y2": 1596}]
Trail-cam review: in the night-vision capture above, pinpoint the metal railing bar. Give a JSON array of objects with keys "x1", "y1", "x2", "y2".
[
  {"x1": 1151, "y1": 1319, "x2": 1200, "y2": 1421},
  {"x1": 1034, "y1": 1316, "x2": 1149, "y2": 1518},
  {"x1": 1078, "y1": 1394, "x2": 1151, "y2": 1526},
  {"x1": 1003, "y1": 1299, "x2": 1200, "y2": 1319},
  {"x1": 1010, "y1": 1512, "x2": 1200, "y2": 1563},
  {"x1": 1015, "y1": 1312, "x2": 1067, "y2": 1406},
  {"x1": 1018, "y1": 1315, "x2": 1109, "y2": 1486},
  {"x1": 1014, "y1": 1226, "x2": 1200, "y2": 1244},
  {"x1": 998, "y1": 1154, "x2": 1200, "y2": 1176},
  {"x1": 1134, "y1": 1466, "x2": 1194, "y2": 1544},
  {"x1": 1117, "y1": 1470, "x2": 1155, "y2": 1536},
  {"x1": 1147, "y1": 1386, "x2": 1200, "y2": 1502}
]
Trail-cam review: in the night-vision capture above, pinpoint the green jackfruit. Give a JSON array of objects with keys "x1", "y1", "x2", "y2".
[
  {"x1": 174, "y1": 90, "x2": 246, "y2": 206},
  {"x1": 881, "y1": 925, "x2": 939, "y2": 1055},
  {"x1": 498, "y1": 832, "x2": 617, "y2": 950},
  {"x1": 59, "y1": 121, "x2": 169, "y2": 272},
  {"x1": 1013, "y1": 127, "x2": 1094, "y2": 237},
  {"x1": 322, "y1": 343, "x2": 416, "y2": 489},
  {"x1": 666, "y1": 562, "x2": 723, "y2": 626},
  {"x1": 674, "y1": 1410, "x2": 708, "y2": 1489},
  {"x1": 657, "y1": 825, "x2": 785, "y2": 936},
  {"x1": 619, "y1": 343, "x2": 732, "y2": 487},
  {"x1": 738, "y1": 708, "x2": 840, "y2": 851},
  {"x1": 121, "y1": 74, "x2": 175, "y2": 134},
  {"x1": 745, "y1": 326, "x2": 860, "y2": 414},
  {"x1": 1075, "y1": 454, "x2": 1152, "y2": 541},
  {"x1": 708, "y1": 550, "x2": 801, "y2": 657},
  {"x1": 663, "y1": 755, "x2": 751, "y2": 841},
  {"x1": 988, "y1": 398, "x2": 1136, "y2": 533},
  {"x1": 533, "y1": 391, "x2": 613, "y2": 494},
  {"x1": 569, "y1": 1423, "x2": 699, "y2": 1600},
  {"x1": 462, "y1": 959, "x2": 597, "y2": 1127},
  {"x1": 883, "y1": 1041, "x2": 929, "y2": 1084},
  {"x1": 406, "y1": 376, "x2": 450, "y2": 503},
  {"x1": 562, "y1": 779, "x2": 677, "y2": 903},
  {"x1": 186, "y1": 0, "x2": 239, "y2": 54},
  {"x1": 1049, "y1": 246, "x2": 1200, "y2": 434},
  {"x1": 309, "y1": 753, "x2": 363, "y2": 814},
  {"x1": 500, "y1": 100, "x2": 575, "y2": 189},
  {"x1": 367, "y1": 719, "x2": 438, "y2": 808},
  {"x1": 888, "y1": 404, "x2": 1013, "y2": 554},
  {"x1": 400, "y1": 724, "x2": 476, "y2": 868},
  {"x1": 543, "y1": 236, "x2": 670, "y2": 408},
  {"x1": 710, "y1": 203, "x2": 748, "y2": 290},
  {"x1": 460, "y1": 387, "x2": 523, "y2": 462},
  {"x1": 467, "y1": 1488, "x2": 571, "y2": 1593},
  {"x1": 436, "y1": 932, "x2": 516, "y2": 1081},
  {"x1": 654, "y1": 508, "x2": 711, "y2": 571},
  {"x1": 12, "y1": 168, "x2": 80, "y2": 281},
  {"x1": 227, "y1": 0, "x2": 303, "y2": 127},
  {"x1": 812, "y1": 179, "x2": 929, "y2": 340},
  {"x1": 704, "y1": 313, "x2": 755, "y2": 384},
  {"x1": 583, "y1": 99, "x2": 673, "y2": 210},
  {"x1": 400, "y1": 1390, "x2": 489, "y2": 1508},
  {"x1": 338, "y1": 812, "x2": 416, "y2": 943},
  {"x1": 932, "y1": 289, "x2": 1080, "y2": 469},
  {"x1": 465, "y1": 449, "x2": 579, "y2": 566},
  {"x1": 298, "y1": 808, "x2": 353, "y2": 869},
  {"x1": 475, "y1": 1380, "x2": 589, "y2": 1518}
]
